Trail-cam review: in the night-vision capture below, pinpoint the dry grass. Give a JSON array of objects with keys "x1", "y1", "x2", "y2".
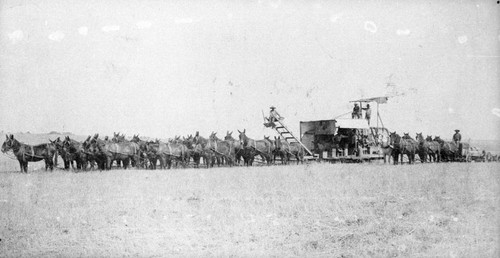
[{"x1": 0, "y1": 163, "x2": 498, "y2": 257}]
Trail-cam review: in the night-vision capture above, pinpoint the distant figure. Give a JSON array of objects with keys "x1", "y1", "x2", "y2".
[
  {"x1": 453, "y1": 129, "x2": 462, "y2": 144},
  {"x1": 352, "y1": 104, "x2": 361, "y2": 119},
  {"x1": 453, "y1": 129, "x2": 462, "y2": 157},
  {"x1": 362, "y1": 104, "x2": 372, "y2": 124}
]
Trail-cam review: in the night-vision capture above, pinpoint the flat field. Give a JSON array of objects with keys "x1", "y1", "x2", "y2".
[{"x1": 0, "y1": 163, "x2": 498, "y2": 257}]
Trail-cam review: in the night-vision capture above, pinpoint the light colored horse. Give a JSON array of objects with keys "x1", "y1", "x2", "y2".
[{"x1": 379, "y1": 134, "x2": 393, "y2": 164}]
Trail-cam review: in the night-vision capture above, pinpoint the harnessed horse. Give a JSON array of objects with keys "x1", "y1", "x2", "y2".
[
  {"x1": 420, "y1": 134, "x2": 441, "y2": 163},
  {"x1": 209, "y1": 132, "x2": 235, "y2": 167},
  {"x1": 130, "y1": 134, "x2": 150, "y2": 169},
  {"x1": 89, "y1": 134, "x2": 139, "y2": 170},
  {"x1": 238, "y1": 129, "x2": 274, "y2": 165},
  {"x1": 146, "y1": 139, "x2": 189, "y2": 169},
  {"x1": 414, "y1": 133, "x2": 429, "y2": 163},
  {"x1": 434, "y1": 136, "x2": 458, "y2": 162},
  {"x1": 192, "y1": 132, "x2": 214, "y2": 168},
  {"x1": 224, "y1": 131, "x2": 243, "y2": 165},
  {"x1": 379, "y1": 133, "x2": 393, "y2": 164},
  {"x1": 274, "y1": 136, "x2": 290, "y2": 165},
  {"x1": 2, "y1": 134, "x2": 57, "y2": 173},
  {"x1": 62, "y1": 136, "x2": 88, "y2": 171},
  {"x1": 389, "y1": 132, "x2": 417, "y2": 164}
]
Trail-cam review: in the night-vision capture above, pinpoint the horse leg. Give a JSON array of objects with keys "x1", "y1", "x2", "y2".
[
  {"x1": 18, "y1": 160, "x2": 23, "y2": 173},
  {"x1": 393, "y1": 152, "x2": 399, "y2": 165},
  {"x1": 106, "y1": 157, "x2": 112, "y2": 170}
]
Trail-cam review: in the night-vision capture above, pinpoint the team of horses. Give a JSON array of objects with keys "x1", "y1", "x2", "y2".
[
  {"x1": 2, "y1": 130, "x2": 497, "y2": 173},
  {"x1": 1, "y1": 131, "x2": 305, "y2": 173},
  {"x1": 380, "y1": 132, "x2": 492, "y2": 165}
]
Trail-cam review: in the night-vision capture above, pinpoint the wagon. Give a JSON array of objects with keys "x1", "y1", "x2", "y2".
[{"x1": 467, "y1": 146, "x2": 485, "y2": 162}]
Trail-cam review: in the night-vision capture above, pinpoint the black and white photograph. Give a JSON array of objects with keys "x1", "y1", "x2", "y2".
[{"x1": 0, "y1": 0, "x2": 499, "y2": 256}]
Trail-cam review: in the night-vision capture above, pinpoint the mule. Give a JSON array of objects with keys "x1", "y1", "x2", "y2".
[
  {"x1": 274, "y1": 136, "x2": 290, "y2": 165},
  {"x1": 209, "y1": 132, "x2": 235, "y2": 167},
  {"x1": 192, "y1": 132, "x2": 214, "y2": 168},
  {"x1": 62, "y1": 136, "x2": 88, "y2": 171},
  {"x1": 238, "y1": 129, "x2": 274, "y2": 165},
  {"x1": 130, "y1": 134, "x2": 150, "y2": 169},
  {"x1": 89, "y1": 134, "x2": 139, "y2": 170},
  {"x1": 434, "y1": 136, "x2": 458, "y2": 162},
  {"x1": 2, "y1": 134, "x2": 57, "y2": 173},
  {"x1": 389, "y1": 132, "x2": 417, "y2": 164},
  {"x1": 146, "y1": 140, "x2": 188, "y2": 169},
  {"x1": 424, "y1": 135, "x2": 441, "y2": 162},
  {"x1": 224, "y1": 131, "x2": 243, "y2": 165},
  {"x1": 415, "y1": 133, "x2": 429, "y2": 163},
  {"x1": 51, "y1": 137, "x2": 71, "y2": 169},
  {"x1": 378, "y1": 134, "x2": 393, "y2": 164}
]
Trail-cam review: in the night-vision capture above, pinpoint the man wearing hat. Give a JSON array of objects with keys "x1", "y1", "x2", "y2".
[
  {"x1": 264, "y1": 106, "x2": 283, "y2": 128},
  {"x1": 362, "y1": 104, "x2": 372, "y2": 124},
  {"x1": 453, "y1": 129, "x2": 462, "y2": 144},
  {"x1": 352, "y1": 103, "x2": 360, "y2": 119},
  {"x1": 453, "y1": 129, "x2": 462, "y2": 157}
]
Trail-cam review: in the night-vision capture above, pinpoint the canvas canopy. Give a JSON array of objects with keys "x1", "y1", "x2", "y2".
[
  {"x1": 335, "y1": 119, "x2": 370, "y2": 129},
  {"x1": 349, "y1": 96, "x2": 389, "y2": 104}
]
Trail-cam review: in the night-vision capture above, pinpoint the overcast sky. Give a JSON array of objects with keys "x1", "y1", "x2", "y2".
[{"x1": 0, "y1": 0, "x2": 499, "y2": 140}]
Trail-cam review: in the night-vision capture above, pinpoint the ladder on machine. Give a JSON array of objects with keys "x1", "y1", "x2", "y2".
[{"x1": 266, "y1": 108, "x2": 314, "y2": 156}]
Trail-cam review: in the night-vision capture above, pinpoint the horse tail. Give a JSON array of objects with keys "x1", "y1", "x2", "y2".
[{"x1": 54, "y1": 153, "x2": 58, "y2": 167}]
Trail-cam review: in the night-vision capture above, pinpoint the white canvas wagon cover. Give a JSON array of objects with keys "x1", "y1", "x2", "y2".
[{"x1": 335, "y1": 119, "x2": 370, "y2": 129}]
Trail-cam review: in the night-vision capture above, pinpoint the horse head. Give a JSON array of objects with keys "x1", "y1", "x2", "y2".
[
  {"x1": 389, "y1": 132, "x2": 400, "y2": 146},
  {"x1": 182, "y1": 136, "x2": 194, "y2": 149},
  {"x1": 263, "y1": 135, "x2": 273, "y2": 145},
  {"x1": 403, "y1": 133, "x2": 413, "y2": 140},
  {"x1": 112, "y1": 133, "x2": 125, "y2": 143},
  {"x1": 224, "y1": 131, "x2": 235, "y2": 141},
  {"x1": 1, "y1": 134, "x2": 15, "y2": 152},
  {"x1": 237, "y1": 129, "x2": 248, "y2": 146},
  {"x1": 426, "y1": 135, "x2": 433, "y2": 141},
  {"x1": 434, "y1": 136, "x2": 443, "y2": 144},
  {"x1": 209, "y1": 132, "x2": 218, "y2": 141},
  {"x1": 416, "y1": 132, "x2": 424, "y2": 142}
]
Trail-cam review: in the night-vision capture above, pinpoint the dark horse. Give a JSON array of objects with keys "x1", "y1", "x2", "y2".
[
  {"x1": 209, "y1": 132, "x2": 235, "y2": 167},
  {"x1": 89, "y1": 134, "x2": 140, "y2": 170},
  {"x1": 224, "y1": 131, "x2": 243, "y2": 165},
  {"x1": 422, "y1": 135, "x2": 441, "y2": 162},
  {"x1": 62, "y1": 136, "x2": 88, "y2": 171},
  {"x1": 433, "y1": 136, "x2": 458, "y2": 162},
  {"x1": 389, "y1": 132, "x2": 417, "y2": 164},
  {"x1": 274, "y1": 136, "x2": 290, "y2": 164},
  {"x1": 238, "y1": 129, "x2": 274, "y2": 165},
  {"x1": 130, "y1": 134, "x2": 150, "y2": 169},
  {"x1": 415, "y1": 133, "x2": 429, "y2": 163},
  {"x1": 2, "y1": 134, "x2": 57, "y2": 173},
  {"x1": 146, "y1": 139, "x2": 189, "y2": 169},
  {"x1": 50, "y1": 137, "x2": 71, "y2": 169},
  {"x1": 192, "y1": 132, "x2": 214, "y2": 168}
]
